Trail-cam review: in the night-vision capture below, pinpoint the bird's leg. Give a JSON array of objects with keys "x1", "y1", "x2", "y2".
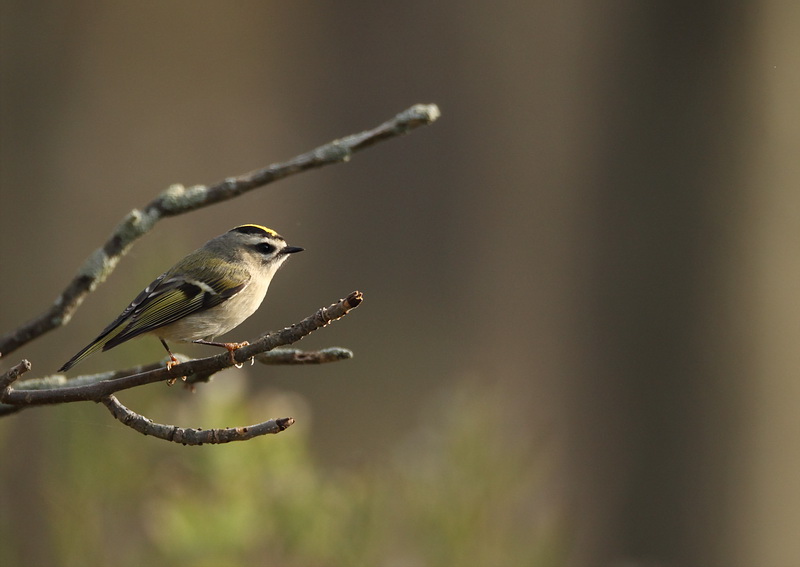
[
  {"x1": 160, "y1": 339, "x2": 184, "y2": 385},
  {"x1": 160, "y1": 339, "x2": 181, "y2": 369},
  {"x1": 193, "y1": 339, "x2": 250, "y2": 368}
]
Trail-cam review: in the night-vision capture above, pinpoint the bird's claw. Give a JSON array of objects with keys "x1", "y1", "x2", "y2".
[
  {"x1": 225, "y1": 341, "x2": 249, "y2": 368},
  {"x1": 166, "y1": 355, "x2": 186, "y2": 385}
]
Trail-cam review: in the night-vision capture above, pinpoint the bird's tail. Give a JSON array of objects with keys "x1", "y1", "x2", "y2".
[
  {"x1": 58, "y1": 338, "x2": 109, "y2": 372},
  {"x1": 58, "y1": 320, "x2": 130, "y2": 372}
]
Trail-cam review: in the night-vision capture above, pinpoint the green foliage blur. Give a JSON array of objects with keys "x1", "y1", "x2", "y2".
[{"x1": 0, "y1": 379, "x2": 566, "y2": 566}]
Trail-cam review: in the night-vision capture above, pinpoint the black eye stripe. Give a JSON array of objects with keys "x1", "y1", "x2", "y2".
[{"x1": 254, "y1": 242, "x2": 276, "y2": 255}]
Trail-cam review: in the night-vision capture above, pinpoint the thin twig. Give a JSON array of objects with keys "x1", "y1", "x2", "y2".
[
  {"x1": 256, "y1": 347, "x2": 353, "y2": 365},
  {"x1": 185, "y1": 347, "x2": 355, "y2": 386},
  {"x1": 0, "y1": 359, "x2": 32, "y2": 388},
  {"x1": 101, "y1": 394, "x2": 294, "y2": 445},
  {"x1": 0, "y1": 291, "x2": 362, "y2": 409},
  {"x1": 0, "y1": 360, "x2": 32, "y2": 416},
  {"x1": 0, "y1": 104, "x2": 439, "y2": 357}
]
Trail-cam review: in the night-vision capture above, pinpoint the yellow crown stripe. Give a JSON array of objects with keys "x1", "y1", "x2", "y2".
[{"x1": 233, "y1": 224, "x2": 279, "y2": 237}]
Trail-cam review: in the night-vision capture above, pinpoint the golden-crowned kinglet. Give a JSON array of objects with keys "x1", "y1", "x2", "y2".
[{"x1": 59, "y1": 224, "x2": 303, "y2": 372}]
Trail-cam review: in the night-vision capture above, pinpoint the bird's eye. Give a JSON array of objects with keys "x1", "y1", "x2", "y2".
[{"x1": 255, "y1": 243, "x2": 275, "y2": 255}]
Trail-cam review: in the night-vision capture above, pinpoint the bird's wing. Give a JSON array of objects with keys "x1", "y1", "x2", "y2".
[
  {"x1": 102, "y1": 268, "x2": 249, "y2": 349},
  {"x1": 59, "y1": 264, "x2": 251, "y2": 372}
]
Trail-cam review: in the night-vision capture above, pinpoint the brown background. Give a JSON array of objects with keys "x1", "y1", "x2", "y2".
[{"x1": 2, "y1": 2, "x2": 799, "y2": 565}]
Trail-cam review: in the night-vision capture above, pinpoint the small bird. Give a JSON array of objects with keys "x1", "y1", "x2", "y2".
[{"x1": 59, "y1": 224, "x2": 303, "y2": 372}]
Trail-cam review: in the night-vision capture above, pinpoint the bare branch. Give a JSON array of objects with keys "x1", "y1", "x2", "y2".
[
  {"x1": 185, "y1": 346, "x2": 354, "y2": 387},
  {"x1": 0, "y1": 104, "x2": 440, "y2": 356},
  {"x1": 0, "y1": 360, "x2": 32, "y2": 416},
  {"x1": 101, "y1": 394, "x2": 294, "y2": 445},
  {"x1": 0, "y1": 360, "x2": 172, "y2": 416},
  {"x1": 3, "y1": 347, "x2": 351, "y2": 396},
  {"x1": 0, "y1": 359, "x2": 32, "y2": 387},
  {"x1": 0, "y1": 291, "x2": 363, "y2": 410},
  {"x1": 255, "y1": 347, "x2": 354, "y2": 365}
]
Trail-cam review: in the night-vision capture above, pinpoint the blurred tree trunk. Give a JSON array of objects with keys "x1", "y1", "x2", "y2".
[
  {"x1": 746, "y1": 2, "x2": 800, "y2": 566},
  {"x1": 460, "y1": 2, "x2": 758, "y2": 564},
  {"x1": 575, "y1": 4, "x2": 755, "y2": 564}
]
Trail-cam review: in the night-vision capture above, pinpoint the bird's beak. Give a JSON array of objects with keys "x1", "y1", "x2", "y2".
[{"x1": 283, "y1": 246, "x2": 304, "y2": 254}]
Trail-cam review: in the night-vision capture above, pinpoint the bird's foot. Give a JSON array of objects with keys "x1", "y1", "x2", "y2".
[
  {"x1": 223, "y1": 341, "x2": 250, "y2": 368},
  {"x1": 165, "y1": 354, "x2": 187, "y2": 385}
]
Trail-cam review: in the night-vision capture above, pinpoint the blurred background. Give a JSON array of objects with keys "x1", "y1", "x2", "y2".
[{"x1": 1, "y1": 2, "x2": 798, "y2": 565}]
